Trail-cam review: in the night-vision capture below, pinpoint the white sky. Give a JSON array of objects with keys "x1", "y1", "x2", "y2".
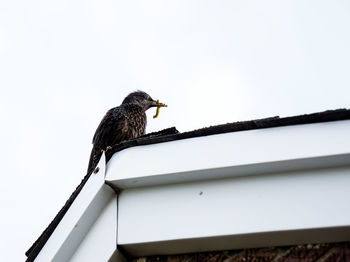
[{"x1": 1, "y1": 1, "x2": 350, "y2": 261}]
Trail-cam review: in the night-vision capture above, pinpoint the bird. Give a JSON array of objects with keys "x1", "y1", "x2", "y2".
[{"x1": 87, "y1": 91, "x2": 167, "y2": 174}]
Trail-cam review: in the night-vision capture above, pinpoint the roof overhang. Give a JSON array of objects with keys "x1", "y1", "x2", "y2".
[
  {"x1": 26, "y1": 110, "x2": 350, "y2": 261},
  {"x1": 106, "y1": 119, "x2": 350, "y2": 256}
]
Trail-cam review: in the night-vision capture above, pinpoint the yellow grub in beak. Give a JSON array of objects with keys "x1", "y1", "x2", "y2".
[{"x1": 153, "y1": 100, "x2": 167, "y2": 118}]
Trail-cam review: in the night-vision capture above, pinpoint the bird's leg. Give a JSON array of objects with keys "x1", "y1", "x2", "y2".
[{"x1": 100, "y1": 146, "x2": 112, "y2": 153}]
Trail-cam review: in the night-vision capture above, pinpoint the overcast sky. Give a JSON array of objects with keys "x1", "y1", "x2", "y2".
[{"x1": 1, "y1": 1, "x2": 350, "y2": 261}]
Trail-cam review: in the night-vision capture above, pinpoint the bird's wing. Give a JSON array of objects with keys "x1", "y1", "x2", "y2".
[
  {"x1": 87, "y1": 107, "x2": 128, "y2": 173},
  {"x1": 92, "y1": 107, "x2": 114, "y2": 146},
  {"x1": 92, "y1": 106, "x2": 128, "y2": 150}
]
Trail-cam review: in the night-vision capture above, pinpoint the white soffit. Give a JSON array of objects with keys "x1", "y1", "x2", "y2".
[
  {"x1": 117, "y1": 166, "x2": 350, "y2": 256},
  {"x1": 106, "y1": 120, "x2": 350, "y2": 188}
]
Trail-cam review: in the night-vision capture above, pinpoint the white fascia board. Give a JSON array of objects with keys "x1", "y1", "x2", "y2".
[
  {"x1": 69, "y1": 196, "x2": 117, "y2": 262},
  {"x1": 34, "y1": 154, "x2": 117, "y2": 262},
  {"x1": 106, "y1": 120, "x2": 350, "y2": 189}
]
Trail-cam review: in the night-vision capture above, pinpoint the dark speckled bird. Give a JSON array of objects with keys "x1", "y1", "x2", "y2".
[{"x1": 87, "y1": 91, "x2": 167, "y2": 173}]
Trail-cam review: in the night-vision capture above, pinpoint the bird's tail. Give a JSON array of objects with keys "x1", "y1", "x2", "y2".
[{"x1": 87, "y1": 147, "x2": 102, "y2": 174}]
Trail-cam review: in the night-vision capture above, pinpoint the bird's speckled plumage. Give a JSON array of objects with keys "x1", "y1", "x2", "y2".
[{"x1": 87, "y1": 91, "x2": 165, "y2": 173}]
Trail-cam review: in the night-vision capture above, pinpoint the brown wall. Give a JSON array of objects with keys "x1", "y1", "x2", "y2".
[{"x1": 132, "y1": 242, "x2": 350, "y2": 262}]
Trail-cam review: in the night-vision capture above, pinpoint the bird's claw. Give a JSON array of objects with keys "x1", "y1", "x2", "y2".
[{"x1": 100, "y1": 146, "x2": 112, "y2": 153}]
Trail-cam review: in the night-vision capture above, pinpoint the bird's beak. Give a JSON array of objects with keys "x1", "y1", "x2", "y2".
[{"x1": 152, "y1": 100, "x2": 167, "y2": 107}]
